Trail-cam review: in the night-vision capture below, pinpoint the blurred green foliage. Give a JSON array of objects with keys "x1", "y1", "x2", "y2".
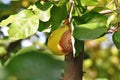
[
  {"x1": 5, "y1": 46, "x2": 63, "y2": 80},
  {"x1": 0, "y1": 0, "x2": 120, "y2": 80},
  {"x1": 84, "y1": 36, "x2": 120, "y2": 80},
  {"x1": 0, "y1": 46, "x2": 63, "y2": 80}
]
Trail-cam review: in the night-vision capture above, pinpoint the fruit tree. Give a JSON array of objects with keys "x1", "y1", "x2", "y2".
[{"x1": 0, "y1": 0, "x2": 120, "y2": 80}]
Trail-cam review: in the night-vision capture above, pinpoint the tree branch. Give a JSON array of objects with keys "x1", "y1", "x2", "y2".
[
  {"x1": 64, "y1": 0, "x2": 74, "y2": 25},
  {"x1": 68, "y1": 0, "x2": 74, "y2": 22},
  {"x1": 99, "y1": 10, "x2": 113, "y2": 14},
  {"x1": 64, "y1": 48, "x2": 84, "y2": 80}
]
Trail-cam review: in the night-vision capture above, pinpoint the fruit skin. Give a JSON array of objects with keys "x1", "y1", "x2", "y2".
[{"x1": 47, "y1": 24, "x2": 73, "y2": 55}]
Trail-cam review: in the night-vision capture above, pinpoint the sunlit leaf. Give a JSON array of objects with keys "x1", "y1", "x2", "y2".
[
  {"x1": 0, "y1": 15, "x2": 15, "y2": 26},
  {"x1": 38, "y1": 4, "x2": 68, "y2": 32},
  {"x1": 73, "y1": 23, "x2": 107, "y2": 40},
  {"x1": 81, "y1": 0, "x2": 98, "y2": 6},
  {"x1": 57, "y1": 0, "x2": 68, "y2": 6},
  {"x1": 73, "y1": 12, "x2": 107, "y2": 25},
  {"x1": 107, "y1": 14, "x2": 116, "y2": 26},
  {"x1": 8, "y1": 10, "x2": 39, "y2": 40},
  {"x1": 91, "y1": 7, "x2": 109, "y2": 12},
  {"x1": 81, "y1": 12, "x2": 107, "y2": 24},
  {"x1": 33, "y1": 1, "x2": 53, "y2": 22},
  {"x1": 0, "y1": 47, "x2": 6, "y2": 56}
]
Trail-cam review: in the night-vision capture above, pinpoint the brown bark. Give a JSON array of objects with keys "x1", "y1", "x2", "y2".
[{"x1": 64, "y1": 49, "x2": 84, "y2": 80}]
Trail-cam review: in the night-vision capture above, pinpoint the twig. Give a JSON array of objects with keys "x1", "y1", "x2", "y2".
[
  {"x1": 106, "y1": 0, "x2": 114, "y2": 7},
  {"x1": 107, "y1": 27, "x2": 119, "y2": 34},
  {"x1": 114, "y1": 0, "x2": 120, "y2": 31},
  {"x1": 68, "y1": 0, "x2": 74, "y2": 22},
  {"x1": 99, "y1": 10, "x2": 113, "y2": 14},
  {"x1": 64, "y1": 0, "x2": 74, "y2": 25},
  {"x1": 114, "y1": 0, "x2": 118, "y2": 9},
  {"x1": 99, "y1": 7, "x2": 120, "y2": 14}
]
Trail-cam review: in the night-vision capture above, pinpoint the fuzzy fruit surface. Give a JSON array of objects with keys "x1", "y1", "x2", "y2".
[{"x1": 47, "y1": 25, "x2": 73, "y2": 55}]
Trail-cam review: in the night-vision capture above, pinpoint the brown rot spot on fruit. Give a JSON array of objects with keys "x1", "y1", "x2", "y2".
[{"x1": 59, "y1": 29, "x2": 73, "y2": 54}]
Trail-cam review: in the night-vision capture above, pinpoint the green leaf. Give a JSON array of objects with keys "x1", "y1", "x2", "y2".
[
  {"x1": 38, "y1": 20, "x2": 51, "y2": 32},
  {"x1": 38, "y1": 5, "x2": 68, "y2": 32},
  {"x1": 50, "y1": 5, "x2": 68, "y2": 31},
  {"x1": 35, "y1": 1, "x2": 52, "y2": 10},
  {"x1": 16, "y1": 46, "x2": 37, "y2": 55},
  {"x1": 112, "y1": 31, "x2": 120, "y2": 49},
  {"x1": 0, "y1": 3, "x2": 10, "y2": 11},
  {"x1": 74, "y1": 39, "x2": 84, "y2": 57},
  {"x1": 51, "y1": 5, "x2": 67, "y2": 23},
  {"x1": 107, "y1": 14, "x2": 116, "y2": 26},
  {"x1": 81, "y1": 0, "x2": 98, "y2": 6},
  {"x1": 91, "y1": 6, "x2": 109, "y2": 12},
  {"x1": 0, "y1": 47, "x2": 6, "y2": 57},
  {"x1": 6, "y1": 49, "x2": 63, "y2": 80},
  {"x1": 8, "y1": 10, "x2": 39, "y2": 40},
  {"x1": 114, "y1": 10, "x2": 120, "y2": 14},
  {"x1": 0, "y1": 15, "x2": 15, "y2": 26},
  {"x1": 33, "y1": 1, "x2": 53, "y2": 22},
  {"x1": 57, "y1": 0, "x2": 68, "y2": 6},
  {"x1": 73, "y1": 12, "x2": 107, "y2": 26},
  {"x1": 81, "y1": 12, "x2": 107, "y2": 24},
  {"x1": 73, "y1": 23, "x2": 107, "y2": 40}
]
